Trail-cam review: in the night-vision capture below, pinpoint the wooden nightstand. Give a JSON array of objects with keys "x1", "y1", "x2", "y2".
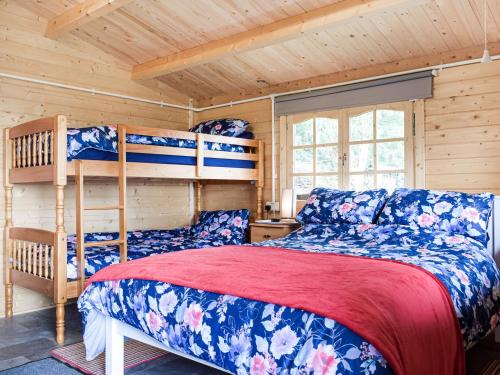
[{"x1": 250, "y1": 221, "x2": 301, "y2": 243}]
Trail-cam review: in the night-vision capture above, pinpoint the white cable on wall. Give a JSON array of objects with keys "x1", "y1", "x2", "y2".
[{"x1": 2, "y1": 54, "x2": 500, "y2": 112}]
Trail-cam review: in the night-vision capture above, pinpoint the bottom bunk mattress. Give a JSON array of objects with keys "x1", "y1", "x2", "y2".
[
  {"x1": 78, "y1": 224, "x2": 500, "y2": 374},
  {"x1": 67, "y1": 209, "x2": 249, "y2": 280},
  {"x1": 67, "y1": 228, "x2": 230, "y2": 280}
]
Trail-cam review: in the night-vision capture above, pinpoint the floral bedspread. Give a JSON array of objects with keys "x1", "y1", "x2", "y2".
[
  {"x1": 78, "y1": 224, "x2": 499, "y2": 374},
  {"x1": 67, "y1": 227, "x2": 245, "y2": 280},
  {"x1": 67, "y1": 126, "x2": 246, "y2": 161}
]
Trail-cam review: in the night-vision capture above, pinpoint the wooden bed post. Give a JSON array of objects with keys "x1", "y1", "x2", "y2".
[
  {"x1": 256, "y1": 140, "x2": 264, "y2": 220},
  {"x1": 75, "y1": 160, "x2": 85, "y2": 294},
  {"x1": 195, "y1": 182, "x2": 203, "y2": 218},
  {"x1": 118, "y1": 125, "x2": 127, "y2": 263},
  {"x1": 53, "y1": 115, "x2": 67, "y2": 344},
  {"x1": 4, "y1": 128, "x2": 13, "y2": 318}
]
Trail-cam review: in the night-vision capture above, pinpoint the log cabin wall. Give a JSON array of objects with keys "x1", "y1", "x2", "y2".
[
  {"x1": 425, "y1": 60, "x2": 500, "y2": 195},
  {"x1": 195, "y1": 59, "x2": 500, "y2": 213},
  {"x1": 0, "y1": 2, "x2": 191, "y2": 316}
]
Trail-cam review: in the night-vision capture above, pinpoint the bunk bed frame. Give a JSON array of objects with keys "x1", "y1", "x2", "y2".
[{"x1": 3, "y1": 115, "x2": 264, "y2": 344}]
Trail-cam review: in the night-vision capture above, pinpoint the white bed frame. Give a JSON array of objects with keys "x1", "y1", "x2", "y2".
[
  {"x1": 104, "y1": 197, "x2": 500, "y2": 375},
  {"x1": 105, "y1": 316, "x2": 230, "y2": 375}
]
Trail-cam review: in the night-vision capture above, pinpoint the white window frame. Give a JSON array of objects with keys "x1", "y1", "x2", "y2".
[
  {"x1": 281, "y1": 100, "x2": 422, "y2": 196},
  {"x1": 284, "y1": 110, "x2": 342, "y2": 194}
]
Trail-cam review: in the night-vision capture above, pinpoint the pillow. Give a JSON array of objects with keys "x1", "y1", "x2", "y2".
[
  {"x1": 237, "y1": 131, "x2": 254, "y2": 139},
  {"x1": 296, "y1": 188, "x2": 388, "y2": 225},
  {"x1": 378, "y1": 188, "x2": 494, "y2": 245},
  {"x1": 189, "y1": 119, "x2": 249, "y2": 137},
  {"x1": 192, "y1": 209, "x2": 250, "y2": 239}
]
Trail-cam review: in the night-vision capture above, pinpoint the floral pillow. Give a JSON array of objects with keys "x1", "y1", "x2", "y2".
[
  {"x1": 192, "y1": 209, "x2": 250, "y2": 240},
  {"x1": 378, "y1": 188, "x2": 494, "y2": 245},
  {"x1": 237, "y1": 131, "x2": 254, "y2": 139},
  {"x1": 189, "y1": 119, "x2": 249, "y2": 137},
  {"x1": 67, "y1": 126, "x2": 118, "y2": 159},
  {"x1": 296, "y1": 188, "x2": 388, "y2": 225}
]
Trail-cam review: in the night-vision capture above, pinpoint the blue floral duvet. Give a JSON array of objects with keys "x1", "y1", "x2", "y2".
[
  {"x1": 67, "y1": 126, "x2": 246, "y2": 161},
  {"x1": 78, "y1": 224, "x2": 499, "y2": 374},
  {"x1": 67, "y1": 227, "x2": 245, "y2": 280}
]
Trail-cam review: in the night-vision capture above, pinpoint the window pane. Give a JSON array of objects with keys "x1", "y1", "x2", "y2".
[
  {"x1": 377, "y1": 141, "x2": 404, "y2": 170},
  {"x1": 349, "y1": 143, "x2": 374, "y2": 172},
  {"x1": 293, "y1": 176, "x2": 313, "y2": 195},
  {"x1": 349, "y1": 111, "x2": 373, "y2": 141},
  {"x1": 315, "y1": 175, "x2": 338, "y2": 189},
  {"x1": 376, "y1": 110, "x2": 404, "y2": 139},
  {"x1": 316, "y1": 146, "x2": 338, "y2": 172},
  {"x1": 377, "y1": 172, "x2": 404, "y2": 192},
  {"x1": 316, "y1": 117, "x2": 338, "y2": 144},
  {"x1": 293, "y1": 148, "x2": 313, "y2": 173},
  {"x1": 293, "y1": 119, "x2": 313, "y2": 146},
  {"x1": 349, "y1": 174, "x2": 375, "y2": 190}
]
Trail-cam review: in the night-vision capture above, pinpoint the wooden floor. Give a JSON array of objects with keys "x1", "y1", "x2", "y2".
[{"x1": 0, "y1": 304, "x2": 498, "y2": 374}]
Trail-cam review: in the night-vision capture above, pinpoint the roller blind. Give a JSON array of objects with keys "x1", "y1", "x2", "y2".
[{"x1": 275, "y1": 71, "x2": 433, "y2": 116}]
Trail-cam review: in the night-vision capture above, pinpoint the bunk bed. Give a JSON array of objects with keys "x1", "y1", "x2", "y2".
[{"x1": 3, "y1": 115, "x2": 264, "y2": 344}]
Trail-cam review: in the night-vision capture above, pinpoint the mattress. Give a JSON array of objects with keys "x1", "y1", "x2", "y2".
[
  {"x1": 66, "y1": 227, "x2": 246, "y2": 280},
  {"x1": 67, "y1": 126, "x2": 255, "y2": 169}
]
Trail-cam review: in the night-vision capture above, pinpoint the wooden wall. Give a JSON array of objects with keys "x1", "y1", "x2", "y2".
[
  {"x1": 196, "y1": 60, "x2": 500, "y2": 214},
  {"x1": 0, "y1": 2, "x2": 191, "y2": 317},
  {"x1": 425, "y1": 59, "x2": 500, "y2": 195}
]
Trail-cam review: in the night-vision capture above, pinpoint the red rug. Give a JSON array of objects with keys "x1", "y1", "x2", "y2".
[{"x1": 51, "y1": 340, "x2": 167, "y2": 375}]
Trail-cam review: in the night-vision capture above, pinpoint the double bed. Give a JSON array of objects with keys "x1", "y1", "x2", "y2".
[{"x1": 78, "y1": 188, "x2": 500, "y2": 375}]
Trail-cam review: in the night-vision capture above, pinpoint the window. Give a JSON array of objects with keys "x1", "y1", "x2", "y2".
[
  {"x1": 284, "y1": 102, "x2": 415, "y2": 195},
  {"x1": 287, "y1": 111, "x2": 340, "y2": 195}
]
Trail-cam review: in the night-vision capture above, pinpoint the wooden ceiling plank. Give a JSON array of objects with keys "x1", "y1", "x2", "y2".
[
  {"x1": 196, "y1": 41, "x2": 500, "y2": 106},
  {"x1": 45, "y1": 0, "x2": 134, "y2": 38},
  {"x1": 132, "y1": 0, "x2": 428, "y2": 80},
  {"x1": 421, "y1": 1, "x2": 463, "y2": 50}
]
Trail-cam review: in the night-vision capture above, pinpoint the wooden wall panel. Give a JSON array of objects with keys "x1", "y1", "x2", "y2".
[
  {"x1": 0, "y1": 2, "x2": 190, "y2": 317},
  {"x1": 425, "y1": 59, "x2": 500, "y2": 196}
]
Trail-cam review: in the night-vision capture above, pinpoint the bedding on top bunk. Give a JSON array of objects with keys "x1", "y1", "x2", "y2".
[
  {"x1": 66, "y1": 126, "x2": 255, "y2": 169},
  {"x1": 78, "y1": 222, "x2": 499, "y2": 374},
  {"x1": 67, "y1": 209, "x2": 249, "y2": 280}
]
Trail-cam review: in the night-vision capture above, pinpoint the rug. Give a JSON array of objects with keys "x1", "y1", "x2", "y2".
[
  {"x1": 479, "y1": 359, "x2": 500, "y2": 375},
  {"x1": 51, "y1": 340, "x2": 167, "y2": 375}
]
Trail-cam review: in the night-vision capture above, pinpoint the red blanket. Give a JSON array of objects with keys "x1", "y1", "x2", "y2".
[{"x1": 87, "y1": 246, "x2": 465, "y2": 375}]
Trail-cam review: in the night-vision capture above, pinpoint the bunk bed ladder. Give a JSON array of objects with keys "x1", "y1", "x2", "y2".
[{"x1": 75, "y1": 127, "x2": 127, "y2": 294}]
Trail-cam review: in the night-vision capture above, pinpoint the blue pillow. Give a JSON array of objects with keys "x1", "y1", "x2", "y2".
[
  {"x1": 296, "y1": 188, "x2": 388, "y2": 225},
  {"x1": 237, "y1": 131, "x2": 254, "y2": 139},
  {"x1": 189, "y1": 119, "x2": 249, "y2": 137},
  {"x1": 192, "y1": 209, "x2": 250, "y2": 240},
  {"x1": 378, "y1": 188, "x2": 494, "y2": 246}
]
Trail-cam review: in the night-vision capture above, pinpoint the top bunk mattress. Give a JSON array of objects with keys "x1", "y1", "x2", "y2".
[{"x1": 67, "y1": 126, "x2": 255, "y2": 169}]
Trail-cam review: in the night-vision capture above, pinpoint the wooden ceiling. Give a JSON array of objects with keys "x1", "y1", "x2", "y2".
[{"x1": 19, "y1": 0, "x2": 500, "y2": 105}]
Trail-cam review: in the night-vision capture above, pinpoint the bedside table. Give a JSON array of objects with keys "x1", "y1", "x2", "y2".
[{"x1": 250, "y1": 221, "x2": 300, "y2": 243}]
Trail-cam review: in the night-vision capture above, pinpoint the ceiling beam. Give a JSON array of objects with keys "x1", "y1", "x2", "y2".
[
  {"x1": 195, "y1": 42, "x2": 500, "y2": 107},
  {"x1": 132, "y1": 0, "x2": 427, "y2": 81},
  {"x1": 45, "y1": 0, "x2": 133, "y2": 38}
]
